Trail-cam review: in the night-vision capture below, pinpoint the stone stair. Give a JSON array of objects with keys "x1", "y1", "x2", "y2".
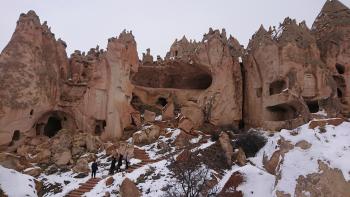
[
  {"x1": 126, "y1": 147, "x2": 162, "y2": 173},
  {"x1": 66, "y1": 178, "x2": 101, "y2": 197}
]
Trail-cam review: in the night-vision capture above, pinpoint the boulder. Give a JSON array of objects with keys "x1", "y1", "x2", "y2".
[
  {"x1": 236, "y1": 148, "x2": 246, "y2": 166},
  {"x1": 308, "y1": 118, "x2": 344, "y2": 129},
  {"x1": 178, "y1": 117, "x2": 194, "y2": 133},
  {"x1": 120, "y1": 178, "x2": 141, "y2": 197},
  {"x1": 219, "y1": 132, "x2": 234, "y2": 166},
  {"x1": 73, "y1": 158, "x2": 89, "y2": 173},
  {"x1": 295, "y1": 140, "x2": 312, "y2": 150},
  {"x1": 105, "y1": 176, "x2": 114, "y2": 186},
  {"x1": 162, "y1": 103, "x2": 175, "y2": 120},
  {"x1": 131, "y1": 112, "x2": 142, "y2": 128},
  {"x1": 263, "y1": 150, "x2": 281, "y2": 175},
  {"x1": 53, "y1": 150, "x2": 71, "y2": 166},
  {"x1": 86, "y1": 134, "x2": 101, "y2": 152},
  {"x1": 180, "y1": 106, "x2": 204, "y2": 128},
  {"x1": 295, "y1": 161, "x2": 350, "y2": 197},
  {"x1": 104, "y1": 143, "x2": 117, "y2": 156},
  {"x1": 143, "y1": 110, "x2": 156, "y2": 122},
  {"x1": 0, "y1": 153, "x2": 30, "y2": 171},
  {"x1": 23, "y1": 167, "x2": 42, "y2": 177},
  {"x1": 30, "y1": 149, "x2": 51, "y2": 164},
  {"x1": 51, "y1": 130, "x2": 73, "y2": 154},
  {"x1": 174, "y1": 130, "x2": 192, "y2": 148},
  {"x1": 132, "y1": 125, "x2": 160, "y2": 145}
]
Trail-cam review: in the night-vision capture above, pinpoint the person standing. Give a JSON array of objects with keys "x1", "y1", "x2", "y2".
[
  {"x1": 109, "y1": 156, "x2": 117, "y2": 175},
  {"x1": 116, "y1": 154, "x2": 123, "y2": 172},
  {"x1": 91, "y1": 160, "x2": 98, "y2": 178}
]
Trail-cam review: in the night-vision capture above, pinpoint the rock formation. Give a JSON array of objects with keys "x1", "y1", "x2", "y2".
[
  {"x1": 0, "y1": 0, "x2": 350, "y2": 146},
  {"x1": 243, "y1": 18, "x2": 335, "y2": 130},
  {"x1": 0, "y1": 11, "x2": 138, "y2": 146},
  {"x1": 312, "y1": 0, "x2": 350, "y2": 116},
  {"x1": 132, "y1": 29, "x2": 243, "y2": 130}
]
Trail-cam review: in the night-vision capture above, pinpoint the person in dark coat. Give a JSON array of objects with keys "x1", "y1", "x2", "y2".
[
  {"x1": 91, "y1": 160, "x2": 98, "y2": 178},
  {"x1": 109, "y1": 156, "x2": 117, "y2": 175},
  {"x1": 116, "y1": 154, "x2": 123, "y2": 172}
]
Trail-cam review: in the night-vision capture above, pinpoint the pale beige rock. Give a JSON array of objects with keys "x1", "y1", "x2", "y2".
[
  {"x1": 295, "y1": 140, "x2": 312, "y2": 150},
  {"x1": 162, "y1": 103, "x2": 175, "y2": 120},
  {"x1": 180, "y1": 106, "x2": 204, "y2": 128},
  {"x1": 236, "y1": 148, "x2": 246, "y2": 166},
  {"x1": 131, "y1": 112, "x2": 142, "y2": 128},
  {"x1": 178, "y1": 117, "x2": 194, "y2": 133},
  {"x1": 53, "y1": 150, "x2": 71, "y2": 166},
  {"x1": 120, "y1": 178, "x2": 141, "y2": 197},
  {"x1": 30, "y1": 149, "x2": 51, "y2": 164},
  {"x1": 132, "y1": 125, "x2": 160, "y2": 145},
  {"x1": 23, "y1": 167, "x2": 42, "y2": 177},
  {"x1": 73, "y1": 158, "x2": 89, "y2": 173},
  {"x1": 0, "y1": 153, "x2": 30, "y2": 171},
  {"x1": 219, "y1": 132, "x2": 234, "y2": 166},
  {"x1": 143, "y1": 110, "x2": 156, "y2": 122}
]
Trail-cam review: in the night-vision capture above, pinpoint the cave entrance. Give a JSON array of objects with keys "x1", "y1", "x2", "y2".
[
  {"x1": 156, "y1": 97, "x2": 168, "y2": 107},
  {"x1": 131, "y1": 62, "x2": 213, "y2": 90},
  {"x1": 306, "y1": 101, "x2": 319, "y2": 113},
  {"x1": 44, "y1": 116, "x2": 62, "y2": 138},
  {"x1": 95, "y1": 120, "x2": 106, "y2": 135},
  {"x1": 269, "y1": 80, "x2": 286, "y2": 95},
  {"x1": 266, "y1": 104, "x2": 297, "y2": 121},
  {"x1": 335, "y1": 63, "x2": 345, "y2": 74}
]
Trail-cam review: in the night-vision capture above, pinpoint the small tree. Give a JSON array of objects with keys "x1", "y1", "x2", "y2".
[{"x1": 165, "y1": 151, "x2": 217, "y2": 197}]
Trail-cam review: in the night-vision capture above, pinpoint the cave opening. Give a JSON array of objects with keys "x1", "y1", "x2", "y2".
[
  {"x1": 156, "y1": 97, "x2": 168, "y2": 107},
  {"x1": 306, "y1": 101, "x2": 319, "y2": 113},
  {"x1": 131, "y1": 62, "x2": 213, "y2": 90},
  {"x1": 94, "y1": 120, "x2": 107, "y2": 135},
  {"x1": 266, "y1": 104, "x2": 297, "y2": 121},
  {"x1": 30, "y1": 109, "x2": 34, "y2": 116},
  {"x1": 44, "y1": 116, "x2": 62, "y2": 138},
  {"x1": 269, "y1": 80, "x2": 286, "y2": 95},
  {"x1": 337, "y1": 88, "x2": 343, "y2": 98},
  {"x1": 335, "y1": 63, "x2": 345, "y2": 74},
  {"x1": 12, "y1": 130, "x2": 20, "y2": 141}
]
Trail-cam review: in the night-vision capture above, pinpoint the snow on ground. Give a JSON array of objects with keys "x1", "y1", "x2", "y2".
[
  {"x1": 0, "y1": 165, "x2": 37, "y2": 197},
  {"x1": 1, "y1": 120, "x2": 350, "y2": 197},
  {"x1": 215, "y1": 164, "x2": 275, "y2": 197},
  {"x1": 250, "y1": 120, "x2": 350, "y2": 196}
]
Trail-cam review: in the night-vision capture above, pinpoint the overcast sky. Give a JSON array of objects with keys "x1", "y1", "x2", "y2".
[{"x1": 1, "y1": 0, "x2": 350, "y2": 57}]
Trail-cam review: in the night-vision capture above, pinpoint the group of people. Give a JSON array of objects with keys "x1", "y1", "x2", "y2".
[
  {"x1": 90, "y1": 154, "x2": 130, "y2": 178},
  {"x1": 90, "y1": 144, "x2": 133, "y2": 178},
  {"x1": 108, "y1": 153, "x2": 129, "y2": 175}
]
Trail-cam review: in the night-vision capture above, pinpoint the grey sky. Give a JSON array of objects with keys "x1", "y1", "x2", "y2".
[{"x1": 1, "y1": 0, "x2": 350, "y2": 58}]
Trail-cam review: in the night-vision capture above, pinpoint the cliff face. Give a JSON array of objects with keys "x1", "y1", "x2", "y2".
[
  {"x1": 0, "y1": 11, "x2": 68, "y2": 145},
  {"x1": 1, "y1": 0, "x2": 350, "y2": 146},
  {"x1": 243, "y1": 18, "x2": 335, "y2": 130},
  {"x1": 0, "y1": 11, "x2": 138, "y2": 145},
  {"x1": 312, "y1": 0, "x2": 350, "y2": 116},
  {"x1": 132, "y1": 28, "x2": 242, "y2": 128}
]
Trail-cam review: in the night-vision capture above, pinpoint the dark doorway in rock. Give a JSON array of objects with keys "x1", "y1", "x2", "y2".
[
  {"x1": 12, "y1": 130, "x2": 20, "y2": 141},
  {"x1": 335, "y1": 63, "x2": 345, "y2": 74},
  {"x1": 30, "y1": 109, "x2": 34, "y2": 116},
  {"x1": 337, "y1": 88, "x2": 343, "y2": 98},
  {"x1": 95, "y1": 120, "x2": 106, "y2": 135},
  {"x1": 266, "y1": 104, "x2": 297, "y2": 121},
  {"x1": 156, "y1": 97, "x2": 168, "y2": 107},
  {"x1": 44, "y1": 116, "x2": 62, "y2": 138},
  {"x1": 306, "y1": 101, "x2": 319, "y2": 113},
  {"x1": 269, "y1": 80, "x2": 286, "y2": 95}
]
